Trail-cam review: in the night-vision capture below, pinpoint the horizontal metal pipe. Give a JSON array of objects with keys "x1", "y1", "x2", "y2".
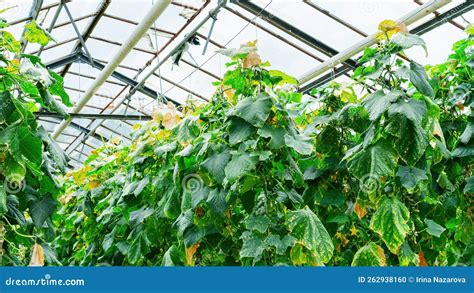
[
  {"x1": 298, "y1": 0, "x2": 452, "y2": 85},
  {"x1": 52, "y1": 0, "x2": 172, "y2": 139},
  {"x1": 35, "y1": 112, "x2": 152, "y2": 121}
]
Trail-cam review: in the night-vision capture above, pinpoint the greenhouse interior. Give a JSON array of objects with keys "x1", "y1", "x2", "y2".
[{"x1": 0, "y1": 0, "x2": 472, "y2": 268}]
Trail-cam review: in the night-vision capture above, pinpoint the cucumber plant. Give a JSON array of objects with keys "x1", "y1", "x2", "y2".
[
  {"x1": 0, "y1": 16, "x2": 71, "y2": 265},
  {"x1": 54, "y1": 26, "x2": 472, "y2": 266}
]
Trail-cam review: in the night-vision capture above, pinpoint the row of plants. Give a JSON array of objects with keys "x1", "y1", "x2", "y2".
[
  {"x1": 52, "y1": 23, "x2": 473, "y2": 266},
  {"x1": 0, "y1": 15, "x2": 71, "y2": 265}
]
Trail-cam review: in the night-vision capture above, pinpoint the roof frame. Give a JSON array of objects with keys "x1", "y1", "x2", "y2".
[
  {"x1": 61, "y1": 0, "x2": 112, "y2": 76},
  {"x1": 61, "y1": 0, "x2": 220, "y2": 159},
  {"x1": 19, "y1": 0, "x2": 470, "y2": 168},
  {"x1": 231, "y1": 0, "x2": 358, "y2": 69},
  {"x1": 301, "y1": 0, "x2": 473, "y2": 92},
  {"x1": 8, "y1": 1, "x2": 71, "y2": 26},
  {"x1": 20, "y1": 0, "x2": 44, "y2": 53},
  {"x1": 46, "y1": 51, "x2": 182, "y2": 107}
]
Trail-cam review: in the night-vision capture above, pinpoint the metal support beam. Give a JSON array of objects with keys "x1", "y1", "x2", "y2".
[
  {"x1": 52, "y1": 0, "x2": 172, "y2": 139},
  {"x1": 413, "y1": 0, "x2": 466, "y2": 30},
  {"x1": 224, "y1": 6, "x2": 324, "y2": 62},
  {"x1": 61, "y1": 0, "x2": 112, "y2": 76},
  {"x1": 37, "y1": 1, "x2": 64, "y2": 56},
  {"x1": 303, "y1": 0, "x2": 368, "y2": 37},
  {"x1": 8, "y1": 1, "x2": 70, "y2": 26},
  {"x1": 232, "y1": 0, "x2": 357, "y2": 69},
  {"x1": 45, "y1": 51, "x2": 181, "y2": 106},
  {"x1": 67, "y1": 71, "x2": 126, "y2": 87},
  {"x1": 89, "y1": 35, "x2": 222, "y2": 83},
  {"x1": 20, "y1": 0, "x2": 44, "y2": 54},
  {"x1": 31, "y1": 37, "x2": 78, "y2": 55},
  {"x1": 62, "y1": 1, "x2": 94, "y2": 64},
  {"x1": 411, "y1": 1, "x2": 473, "y2": 35},
  {"x1": 122, "y1": 0, "x2": 227, "y2": 102},
  {"x1": 300, "y1": 0, "x2": 472, "y2": 92},
  {"x1": 76, "y1": 52, "x2": 163, "y2": 103},
  {"x1": 43, "y1": 116, "x2": 106, "y2": 142},
  {"x1": 298, "y1": 0, "x2": 452, "y2": 85},
  {"x1": 35, "y1": 112, "x2": 152, "y2": 121},
  {"x1": 46, "y1": 52, "x2": 84, "y2": 69},
  {"x1": 62, "y1": 0, "x2": 221, "y2": 157}
]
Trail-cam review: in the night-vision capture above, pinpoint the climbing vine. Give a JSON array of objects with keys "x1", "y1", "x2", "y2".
[
  {"x1": 0, "y1": 16, "x2": 71, "y2": 265},
  {"x1": 53, "y1": 23, "x2": 473, "y2": 266}
]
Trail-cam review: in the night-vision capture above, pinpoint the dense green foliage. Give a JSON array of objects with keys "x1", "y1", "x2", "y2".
[
  {"x1": 54, "y1": 28, "x2": 472, "y2": 266},
  {"x1": 0, "y1": 17, "x2": 71, "y2": 265}
]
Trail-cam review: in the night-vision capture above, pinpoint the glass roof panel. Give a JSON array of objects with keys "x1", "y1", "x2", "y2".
[
  {"x1": 313, "y1": 0, "x2": 419, "y2": 34},
  {"x1": 405, "y1": 22, "x2": 468, "y2": 65},
  {"x1": 256, "y1": 0, "x2": 365, "y2": 51},
  {"x1": 30, "y1": 41, "x2": 77, "y2": 63},
  {"x1": 1, "y1": 0, "x2": 34, "y2": 23}
]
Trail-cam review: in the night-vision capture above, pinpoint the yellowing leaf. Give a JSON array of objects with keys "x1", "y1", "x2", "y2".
[
  {"x1": 24, "y1": 21, "x2": 54, "y2": 46},
  {"x1": 29, "y1": 243, "x2": 44, "y2": 266},
  {"x1": 163, "y1": 114, "x2": 181, "y2": 130},
  {"x1": 378, "y1": 20, "x2": 397, "y2": 33},
  {"x1": 185, "y1": 243, "x2": 200, "y2": 266},
  {"x1": 132, "y1": 124, "x2": 141, "y2": 130},
  {"x1": 88, "y1": 181, "x2": 100, "y2": 190},
  {"x1": 466, "y1": 24, "x2": 474, "y2": 36},
  {"x1": 376, "y1": 19, "x2": 406, "y2": 40},
  {"x1": 418, "y1": 251, "x2": 428, "y2": 266},
  {"x1": 290, "y1": 243, "x2": 324, "y2": 266},
  {"x1": 59, "y1": 194, "x2": 73, "y2": 205},
  {"x1": 69, "y1": 166, "x2": 91, "y2": 185},
  {"x1": 223, "y1": 88, "x2": 236, "y2": 103},
  {"x1": 153, "y1": 102, "x2": 180, "y2": 129},
  {"x1": 245, "y1": 40, "x2": 258, "y2": 48},
  {"x1": 369, "y1": 197, "x2": 410, "y2": 254},
  {"x1": 1, "y1": 31, "x2": 21, "y2": 53},
  {"x1": 110, "y1": 137, "x2": 121, "y2": 145},
  {"x1": 336, "y1": 87, "x2": 356, "y2": 103},
  {"x1": 397, "y1": 23, "x2": 408, "y2": 33},
  {"x1": 376, "y1": 245, "x2": 387, "y2": 266},
  {"x1": 155, "y1": 129, "x2": 171, "y2": 140},
  {"x1": 354, "y1": 200, "x2": 367, "y2": 219},
  {"x1": 351, "y1": 243, "x2": 386, "y2": 266},
  {"x1": 6, "y1": 59, "x2": 20, "y2": 74},
  {"x1": 243, "y1": 51, "x2": 262, "y2": 68}
]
